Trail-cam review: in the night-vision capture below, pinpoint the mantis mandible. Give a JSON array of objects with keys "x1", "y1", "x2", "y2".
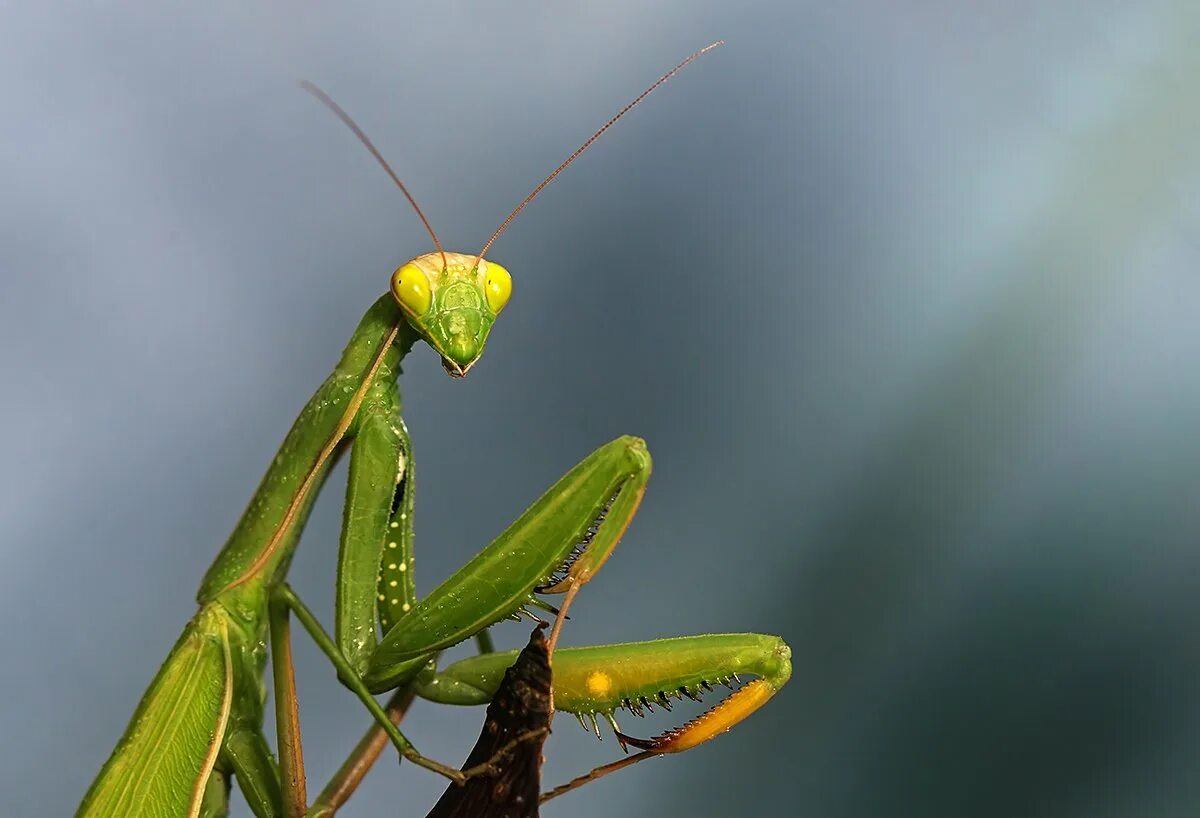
[{"x1": 75, "y1": 41, "x2": 791, "y2": 818}]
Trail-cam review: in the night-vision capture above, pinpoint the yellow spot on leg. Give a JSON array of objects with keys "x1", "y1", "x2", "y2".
[{"x1": 586, "y1": 671, "x2": 612, "y2": 698}]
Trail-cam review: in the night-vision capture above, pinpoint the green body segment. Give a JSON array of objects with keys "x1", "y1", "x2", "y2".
[
  {"x1": 363, "y1": 436, "x2": 652, "y2": 691},
  {"x1": 198, "y1": 295, "x2": 415, "y2": 604},
  {"x1": 77, "y1": 596, "x2": 289, "y2": 818},
  {"x1": 76, "y1": 606, "x2": 234, "y2": 818},
  {"x1": 420, "y1": 633, "x2": 793, "y2": 715}
]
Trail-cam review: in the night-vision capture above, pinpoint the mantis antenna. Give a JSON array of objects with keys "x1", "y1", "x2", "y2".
[
  {"x1": 300, "y1": 80, "x2": 449, "y2": 272},
  {"x1": 474, "y1": 39, "x2": 725, "y2": 266}
]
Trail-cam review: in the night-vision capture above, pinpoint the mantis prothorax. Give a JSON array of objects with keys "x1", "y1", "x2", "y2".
[{"x1": 76, "y1": 41, "x2": 791, "y2": 818}]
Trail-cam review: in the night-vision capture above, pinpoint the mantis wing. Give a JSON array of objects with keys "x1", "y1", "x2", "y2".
[{"x1": 76, "y1": 606, "x2": 234, "y2": 818}]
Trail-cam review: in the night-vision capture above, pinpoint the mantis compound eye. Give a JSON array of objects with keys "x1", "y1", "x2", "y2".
[
  {"x1": 481, "y1": 260, "x2": 512, "y2": 315},
  {"x1": 391, "y1": 262, "x2": 432, "y2": 316}
]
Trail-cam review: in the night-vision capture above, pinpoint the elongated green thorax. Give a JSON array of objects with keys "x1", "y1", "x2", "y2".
[{"x1": 196, "y1": 295, "x2": 417, "y2": 605}]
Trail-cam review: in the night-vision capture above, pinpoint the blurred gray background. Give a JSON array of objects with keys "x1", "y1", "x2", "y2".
[{"x1": 3, "y1": 2, "x2": 1200, "y2": 816}]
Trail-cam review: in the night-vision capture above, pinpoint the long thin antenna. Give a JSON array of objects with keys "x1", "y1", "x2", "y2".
[
  {"x1": 474, "y1": 40, "x2": 724, "y2": 265},
  {"x1": 300, "y1": 81, "x2": 447, "y2": 271}
]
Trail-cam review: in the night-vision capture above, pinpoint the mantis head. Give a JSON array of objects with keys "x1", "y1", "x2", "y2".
[{"x1": 390, "y1": 251, "x2": 511, "y2": 377}]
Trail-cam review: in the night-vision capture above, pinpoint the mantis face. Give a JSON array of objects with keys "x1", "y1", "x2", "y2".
[{"x1": 390, "y1": 251, "x2": 512, "y2": 377}]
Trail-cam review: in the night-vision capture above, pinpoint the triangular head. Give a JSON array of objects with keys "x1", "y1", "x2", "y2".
[{"x1": 391, "y1": 251, "x2": 512, "y2": 377}]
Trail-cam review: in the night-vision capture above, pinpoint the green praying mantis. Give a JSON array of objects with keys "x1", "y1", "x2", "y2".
[{"x1": 75, "y1": 42, "x2": 792, "y2": 818}]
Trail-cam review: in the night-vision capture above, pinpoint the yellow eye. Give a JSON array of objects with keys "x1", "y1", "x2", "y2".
[
  {"x1": 391, "y1": 263, "x2": 431, "y2": 316},
  {"x1": 483, "y1": 262, "x2": 512, "y2": 314}
]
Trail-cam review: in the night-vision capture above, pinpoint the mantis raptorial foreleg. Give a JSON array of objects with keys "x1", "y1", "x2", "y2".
[
  {"x1": 421, "y1": 633, "x2": 793, "y2": 801},
  {"x1": 357, "y1": 435, "x2": 651, "y2": 688},
  {"x1": 266, "y1": 592, "x2": 306, "y2": 818},
  {"x1": 295, "y1": 432, "x2": 790, "y2": 809}
]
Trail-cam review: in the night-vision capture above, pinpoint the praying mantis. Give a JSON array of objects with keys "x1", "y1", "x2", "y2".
[{"x1": 75, "y1": 42, "x2": 792, "y2": 818}]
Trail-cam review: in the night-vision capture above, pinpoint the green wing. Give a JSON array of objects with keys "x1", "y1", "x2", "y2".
[{"x1": 76, "y1": 606, "x2": 234, "y2": 818}]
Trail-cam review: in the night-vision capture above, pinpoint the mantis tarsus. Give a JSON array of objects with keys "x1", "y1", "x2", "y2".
[{"x1": 75, "y1": 40, "x2": 791, "y2": 818}]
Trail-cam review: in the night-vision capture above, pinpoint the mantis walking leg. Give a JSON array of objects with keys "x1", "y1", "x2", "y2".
[
  {"x1": 267, "y1": 592, "x2": 306, "y2": 818},
  {"x1": 308, "y1": 688, "x2": 416, "y2": 817}
]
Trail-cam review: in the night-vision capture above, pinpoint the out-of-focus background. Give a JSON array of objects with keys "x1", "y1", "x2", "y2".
[{"x1": 3, "y1": 2, "x2": 1200, "y2": 816}]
